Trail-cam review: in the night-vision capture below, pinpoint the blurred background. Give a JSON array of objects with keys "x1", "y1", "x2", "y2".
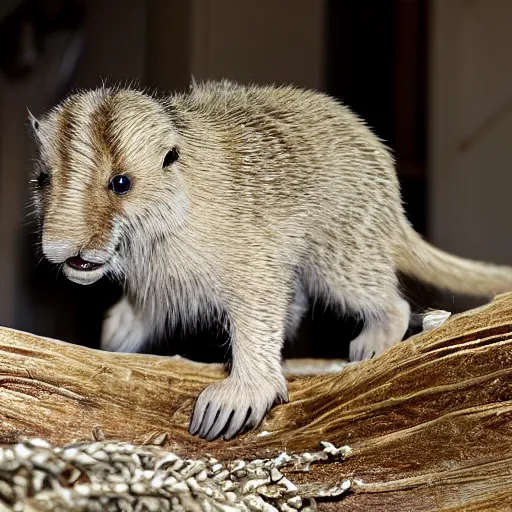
[{"x1": 0, "y1": 0, "x2": 511, "y2": 361}]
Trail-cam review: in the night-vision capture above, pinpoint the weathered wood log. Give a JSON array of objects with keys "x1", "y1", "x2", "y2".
[{"x1": 1, "y1": 293, "x2": 512, "y2": 510}]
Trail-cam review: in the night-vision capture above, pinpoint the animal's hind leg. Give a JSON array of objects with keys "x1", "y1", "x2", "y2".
[
  {"x1": 285, "y1": 281, "x2": 308, "y2": 342},
  {"x1": 349, "y1": 295, "x2": 410, "y2": 361}
]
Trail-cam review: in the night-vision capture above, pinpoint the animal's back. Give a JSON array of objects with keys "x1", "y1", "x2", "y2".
[{"x1": 171, "y1": 81, "x2": 405, "y2": 251}]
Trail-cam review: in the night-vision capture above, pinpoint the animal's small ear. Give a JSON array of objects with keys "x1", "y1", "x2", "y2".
[
  {"x1": 162, "y1": 148, "x2": 179, "y2": 168},
  {"x1": 27, "y1": 109, "x2": 40, "y2": 133}
]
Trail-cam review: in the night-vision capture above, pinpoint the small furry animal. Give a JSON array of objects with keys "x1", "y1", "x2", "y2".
[{"x1": 29, "y1": 80, "x2": 512, "y2": 441}]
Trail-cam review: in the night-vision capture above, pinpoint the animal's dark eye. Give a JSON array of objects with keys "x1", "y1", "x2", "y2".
[
  {"x1": 109, "y1": 175, "x2": 132, "y2": 195},
  {"x1": 162, "y1": 148, "x2": 179, "y2": 168},
  {"x1": 37, "y1": 171, "x2": 50, "y2": 189}
]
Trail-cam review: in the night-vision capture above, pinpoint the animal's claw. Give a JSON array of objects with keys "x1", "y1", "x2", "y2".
[{"x1": 190, "y1": 375, "x2": 288, "y2": 441}]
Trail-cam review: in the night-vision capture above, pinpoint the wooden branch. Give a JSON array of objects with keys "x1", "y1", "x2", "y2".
[{"x1": 1, "y1": 293, "x2": 512, "y2": 510}]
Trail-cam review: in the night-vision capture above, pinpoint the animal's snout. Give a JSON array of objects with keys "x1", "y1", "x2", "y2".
[
  {"x1": 43, "y1": 240, "x2": 111, "y2": 284},
  {"x1": 42, "y1": 238, "x2": 80, "y2": 264},
  {"x1": 43, "y1": 237, "x2": 111, "y2": 285},
  {"x1": 43, "y1": 237, "x2": 111, "y2": 264}
]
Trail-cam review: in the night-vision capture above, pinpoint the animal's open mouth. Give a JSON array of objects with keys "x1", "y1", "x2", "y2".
[{"x1": 65, "y1": 257, "x2": 103, "y2": 272}]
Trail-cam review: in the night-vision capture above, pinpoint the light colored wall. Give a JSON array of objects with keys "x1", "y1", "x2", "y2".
[
  {"x1": 145, "y1": 0, "x2": 192, "y2": 92},
  {"x1": 189, "y1": 0, "x2": 325, "y2": 90},
  {"x1": 146, "y1": 0, "x2": 326, "y2": 92},
  {"x1": 74, "y1": 0, "x2": 147, "y2": 88},
  {"x1": 429, "y1": 0, "x2": 512, "y2": 264}
]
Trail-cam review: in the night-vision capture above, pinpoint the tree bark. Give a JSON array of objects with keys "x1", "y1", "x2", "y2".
[{"x1": 1, "y1": 293, "x2": 512, "y2": 510}]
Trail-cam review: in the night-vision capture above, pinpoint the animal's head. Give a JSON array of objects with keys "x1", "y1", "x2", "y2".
[{"x1": 29, "y1": 87, "x2": 188, "y2": 285}]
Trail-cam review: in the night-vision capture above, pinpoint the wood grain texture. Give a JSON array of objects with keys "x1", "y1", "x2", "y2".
[{"x1": 1, "y1": 293, "x2": 512, "y2": 510}]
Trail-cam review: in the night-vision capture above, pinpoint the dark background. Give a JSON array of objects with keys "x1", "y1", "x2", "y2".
[{"x1": 0, "y1": 0, "x2": 510, "y2": 363}]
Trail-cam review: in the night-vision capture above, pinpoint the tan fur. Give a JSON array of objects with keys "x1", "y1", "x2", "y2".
[{"x1": 29, "y1": 80, "x2": 512, "y2": 441}]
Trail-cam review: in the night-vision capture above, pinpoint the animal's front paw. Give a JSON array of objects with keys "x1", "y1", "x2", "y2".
[
  {"x1": 100, "y1": 296, "x2": 147, "y2": 353},
  {"x1": 189, "y1": 375, "x2": 288, "y2": 441}
]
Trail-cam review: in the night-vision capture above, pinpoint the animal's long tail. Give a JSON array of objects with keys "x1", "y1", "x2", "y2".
[{"x1": 395, "y1": 221, "x2": 512, "y2": 297}]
